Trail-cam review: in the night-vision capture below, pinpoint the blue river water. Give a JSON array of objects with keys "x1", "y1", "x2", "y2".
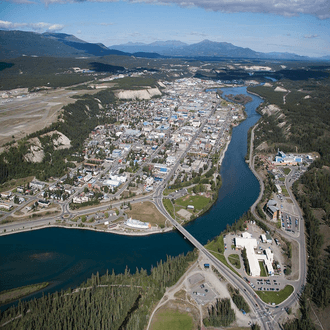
[{"x1": 0, "y1": 86, "x2": 262, "y2": 308}]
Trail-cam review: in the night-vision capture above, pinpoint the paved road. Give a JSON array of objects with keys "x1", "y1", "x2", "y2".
[{"x1": 247, "y1": 124, "x2": 307, "y2": 325}]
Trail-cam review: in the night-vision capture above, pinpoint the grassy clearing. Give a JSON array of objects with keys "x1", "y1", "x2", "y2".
[
  {"x1": 279, "y1": 177, "x2": 285, "y2": 182},
  {"x1": 175, "y1": 194, "x2": 210, "y2": 211},
  {"x1": 0, "y1": 176, "x2": 34, "y2": 193},
  {"x1": 208, "y1": 251, "x2": 240, "y2": 277},
  {"x1": 259, "y1": 261, "x2": 267, "y2": 277},
  {"x1": 205, "y1": 234, "x2": 224, "y2": 253},
  {"x1": 283, "y1": 168, "x2": 291, "y2": 175},
  {"x1": 0, "y1": 282, "x2": 49, "y2": 305},
  {"x1": 162, "y1": 188, "x2": 176, "y2": 196},
  {"x1": 256, "y1": 285, "x2": 294, "y2": 305},
  {"x1": 125, "y1": 201, "x2": 166, "y2": 226},
  {"x1": 228, "y1": 254, "x2": 241, "y2": 269},
  {"x1": 281, "y1": 186, "x2": 290, "y2": 196},
  {"x1": 151, "y1": 309, "x2": 193, "y2": 330},
  {"x1": 163, "y1": 198, "x2": 174, "y2": 218}
]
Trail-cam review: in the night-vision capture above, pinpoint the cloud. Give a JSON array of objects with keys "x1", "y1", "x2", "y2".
[
  {"x1": 304, "y1": 34, "x2": 319, "y2": 39},
  {"x1": 29, "y1": 0, "x2": 330, "y2": 19},
  {"x1": 0, "y1": 20, "x2": 64, "y2": 32},
  {"x1": 188, "y1": 31, "x2": 208, "y2": 37}
]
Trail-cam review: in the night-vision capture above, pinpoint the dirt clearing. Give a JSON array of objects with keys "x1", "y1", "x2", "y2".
[{"x1": 125, "y1": 201, "x2": 167, "y2": 227}]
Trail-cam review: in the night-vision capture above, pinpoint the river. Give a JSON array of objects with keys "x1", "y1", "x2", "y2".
[{"x1": 0, "y1": 86, "x2": 262, "y2": 308}]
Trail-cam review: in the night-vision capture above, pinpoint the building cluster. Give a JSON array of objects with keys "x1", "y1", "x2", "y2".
[
  {"x1": 235, "y1": 232, "x2": 275, "y2": 277},
  {"x1": 71, "y1": 78, "x2": 237, "y2": 196},
  {"x1": 1, "y1": 78, "x2": 239, "y2": 210}
]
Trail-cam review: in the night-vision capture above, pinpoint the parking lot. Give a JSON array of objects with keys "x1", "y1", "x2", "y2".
[
  {"x1": 188, "y1": 273, "x2": 217, "y2": 305},
  {"x1": 281, "y1": 212, "x2": 299, "y2": 233}
]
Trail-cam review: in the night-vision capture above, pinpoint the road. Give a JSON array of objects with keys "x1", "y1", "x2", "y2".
[
  {"x1": 247, "y1": 124, "x2": 307, "y2": 326},
  {"x1": 0, "y1": 98, "x2": 306, "y2": 329}
]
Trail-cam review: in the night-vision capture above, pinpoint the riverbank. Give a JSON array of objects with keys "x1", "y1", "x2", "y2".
[
  {"x1": 0, "y1": 282, "x2": 49, "y2": 306},
  {"x1": 0, "y1": 132, "x2": 233, "y2": 238}
]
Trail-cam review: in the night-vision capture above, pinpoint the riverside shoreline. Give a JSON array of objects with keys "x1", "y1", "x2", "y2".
[{"x1": 0, "y1": 136, "x2": 232, "y2": 238}]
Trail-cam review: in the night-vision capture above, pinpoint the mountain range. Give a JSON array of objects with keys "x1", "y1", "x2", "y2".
[
  {"x1": 0, "y1": 30, "x2": 329, "y2": 61},
  {"x1": 110, "y1": 39, "x2": 324, "y2": 61}
]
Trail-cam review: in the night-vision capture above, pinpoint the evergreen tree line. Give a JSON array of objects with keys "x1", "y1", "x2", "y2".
[
  {"x1": 292, "y1": 180, "x2": 330, "y2": 308},
  {"x1": 227, "y1": 285, "x2": 250, "y2": 313},
  {"x1": 203, "y1": 298, "x2": 236, "y2": 327},
  {"x1": 0, "y1": 251, "x2": 198, "y2": 330}
]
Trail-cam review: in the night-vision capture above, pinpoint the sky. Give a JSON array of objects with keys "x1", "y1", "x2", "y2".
[{"x1": 0, "y1": 0, "x2": 330, "y2": 57}]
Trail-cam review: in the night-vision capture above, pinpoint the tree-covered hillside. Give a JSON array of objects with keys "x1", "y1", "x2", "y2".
[
  {"x1": 0, "y1": 251, "x2": 197, "y2": 330},
  {"x1": 0, "y1": 89, "x2": 117, "y2": 183},
  {"x1": 249, "y1": 74, "x2": 330, "y2": 323}
]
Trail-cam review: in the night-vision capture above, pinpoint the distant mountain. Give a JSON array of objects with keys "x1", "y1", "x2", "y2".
[
  {"x1": 42, "y1": 32, "x2": 128, "y2": 57},
  {"x1": 109, "y1": 40, "x2": 188, "y2": 55},
  {"x1": 0, "y1": 30, "x2": 85, "y2": 59},
  {"x1": 262, "y1": 51, "x2": 310, "y2": 61},
  {"x1": 1, "y1": 30, "x2": 328, "y2": 61},
  {"x1": 110, "y1": 39, "x2": 328, "y2": 61},
  {"x1": 0, "y1": 30, "x2": 160, "y2": 60}
]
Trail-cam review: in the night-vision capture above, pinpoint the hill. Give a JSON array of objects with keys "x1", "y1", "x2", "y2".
[{"x1": 0, "y1": 30, "x2": 160, "y2": 60}]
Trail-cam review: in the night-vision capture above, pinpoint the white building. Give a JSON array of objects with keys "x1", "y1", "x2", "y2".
[
  {"x1": 0, "y1": 203, "x2": 13, "y2": 210},
  {"x1": 235, "y1": 234, "x2": 260, "y2": 277},
  {"x1": 124, "y1": 217, "x2": 151, "y2": 229},
  {"x1": 30, "y1": 181, "x2": 45, "y2": 190},
  {"x1": 103, "y1": 179, "x2": 120, "y2": 188},
  {"x1": 261, "y1": 234, "x2": 267, "y2": 243},
  {"x1": 166, "y1": 156, "x2": 176, "y2": 166},
  {"x1": 145, "y1": 177, "x2": 154, "y2": 186},
  {"x1": 72, "y1": 196, "x2": 89, "y2": 204},
  {"x1": 109, "y1": 174, "x2": 127, "y2": 184}
]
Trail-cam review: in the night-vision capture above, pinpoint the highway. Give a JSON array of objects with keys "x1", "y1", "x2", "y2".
[
  {"x1": 0, "y1": 98, "x2": 306, "y2": 329},
  {"x1": 247, "y1": 124, "x2": 307, "y2": 326},
  {"x1": 155, "y1": 192, "x2": 279, "y2": 330}
]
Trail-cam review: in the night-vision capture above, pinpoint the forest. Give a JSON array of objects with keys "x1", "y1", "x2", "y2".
[
  {"x1": 0, "y1": 251, "x2": 198, "y2": 330},
  {"x1": 203, "y1": 298, "x2": 235, "y2": 327},
  {"x1": 250, "y1": 74, "x2": 330, "y2": 326},
  {"x1": 249, "y1": 77, "x2": 330, "y2": 162}
]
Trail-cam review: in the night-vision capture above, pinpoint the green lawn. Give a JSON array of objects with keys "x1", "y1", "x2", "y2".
[
  {"x1": 208, "y1": 251, "x2": 240, "y2": 277},
  {"x1": 259, "y1": 261, "x2": 267, "y2": 277},
  {"x1": 279, "y1": 177, "x2": 285, "y2": 182},
  {"x1": 162, "y1": 199, "x2": 174, "y2": 218},
  {"x1": 283, "y1": 168, "x2": 291, "y2": 175},
  {"x1": 175, "y1": 194, "x2": 210, "y2": 211},
  {"x1": 281, "y1": 186, "x2": 290, "y2": 197},
  {"x1": 228, "y1": 254, "x2": 241, "y2": 269},
  {"x1": 151, "y1": 310, "x2": 193, "y2": 330},
  {"x1": 205, "y1": 234, "x2": 224, "y2": 253},
  {"x1": 256, "y1": 285, "x2": 294, "y2": 305}
]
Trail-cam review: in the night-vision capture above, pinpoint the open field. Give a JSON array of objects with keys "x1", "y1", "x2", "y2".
[
  {"x1": 0, "y1": 282, "x2": 49, "y2": 305},
  {"x1": 125, "y1": 201, "x2": 167, "y2": 226},
  {"x1": 282, "y1": 168, "x2": 291, "y2": 175},
  {"x1": 256, "y1": 285, "x2": 294, "y2": 305},
  {"x1": 175, "y1": 194, "x2": 210, "y2": 211},
  {"x1": 228, "y1": 254, "x2": 241, "y2": 269},
  {"x1": 0, "y1": 176, "x2": 34, "y2": 193},
  {"x1": 205, "y1": 234, "x2": 224, "y2": 253},
  {"x1": 150, "y1": 309, "x2": 193, "y2": 330},
  {"x1": 0, "y1": 86, "x2": 98, "y2": 147}
]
